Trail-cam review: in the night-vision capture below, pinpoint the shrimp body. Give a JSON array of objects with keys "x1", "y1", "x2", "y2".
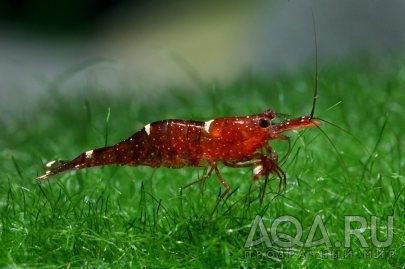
[{"x1": 38, "y1": 108, "x2": 318, "y2": 202}]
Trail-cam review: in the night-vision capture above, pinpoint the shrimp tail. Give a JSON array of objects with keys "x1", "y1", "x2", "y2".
[{"x1": 37, "y1": 143, "x2": 126, "y2": 180}]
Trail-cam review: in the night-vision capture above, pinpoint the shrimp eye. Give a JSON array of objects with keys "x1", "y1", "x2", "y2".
[{"x1": 259, "y1": 118, "x2": 271, "y2": 128}]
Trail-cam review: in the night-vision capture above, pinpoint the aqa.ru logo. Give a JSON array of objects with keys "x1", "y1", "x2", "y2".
[{"x1": 244, "y1": 215, "x2": 393, "y2": 248}]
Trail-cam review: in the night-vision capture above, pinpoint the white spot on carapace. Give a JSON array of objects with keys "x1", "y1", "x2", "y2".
[
  {"x1": 253, "y1": 165, "x2": 263, "y2": 176},
  {"x1": 144, "y1": 123, "x2": 151, "y2": 135},
  {"x1": 204, "y1": 119, "x2": 214, "y2": 133},
  {"x1": 85, "y1": 150, "x2": 94, "y2": 159}
]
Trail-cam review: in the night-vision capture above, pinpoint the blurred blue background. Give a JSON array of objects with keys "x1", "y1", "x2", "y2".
[{"x1": 1, "y1": 0, "x2": 404, "y2": 116}]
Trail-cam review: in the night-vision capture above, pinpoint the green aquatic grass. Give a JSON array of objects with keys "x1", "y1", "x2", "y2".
[{"x1": 0, "y1": 58, "x2": 403, "y2": 268}]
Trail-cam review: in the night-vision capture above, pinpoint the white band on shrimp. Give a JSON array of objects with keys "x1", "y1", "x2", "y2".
[
  {"x1": 144, "y1": 123, "x2": 151, "y2": 135},
  {"x1": 85, "y1": 150, "x2": 94, "y2": 159},
  {"x1": 204, "y1": 119, "x2": 214, "y2": 133}
]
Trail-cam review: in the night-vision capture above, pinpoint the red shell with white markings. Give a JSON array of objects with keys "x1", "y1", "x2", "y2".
[{"x1": 38, "y1": 107, "x2": 318, "y2": 205}]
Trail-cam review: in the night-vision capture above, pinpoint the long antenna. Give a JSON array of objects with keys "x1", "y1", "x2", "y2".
[{"x1": 310, "y1": 11, "x2": 318, "y2": 119}]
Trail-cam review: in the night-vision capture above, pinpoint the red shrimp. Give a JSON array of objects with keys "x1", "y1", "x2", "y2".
[{"x1": 37, "y1": 107, "x2": 319, "y2": 202}]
